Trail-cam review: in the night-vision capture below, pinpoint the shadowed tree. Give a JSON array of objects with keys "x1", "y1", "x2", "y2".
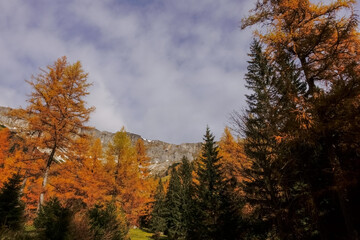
[{"x1": 0, "y1": 173, "x2": 25, "y2": 231}]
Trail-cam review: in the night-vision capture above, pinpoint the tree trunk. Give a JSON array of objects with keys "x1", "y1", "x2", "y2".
[
  {"x1": 330, "y1": 144, "x2": 358, "y2": 240},
  {"x1": 37, "y1": 144, "x2": 56, "y2": 210}
]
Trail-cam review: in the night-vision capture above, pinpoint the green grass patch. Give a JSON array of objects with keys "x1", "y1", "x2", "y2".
[{"x1": 129, "y1": 228, "x2": 153, "y2": 240}]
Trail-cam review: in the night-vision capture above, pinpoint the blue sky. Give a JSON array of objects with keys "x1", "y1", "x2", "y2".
[{"x1": 0, "y1": 0, "x2": 355, "y2": 144}]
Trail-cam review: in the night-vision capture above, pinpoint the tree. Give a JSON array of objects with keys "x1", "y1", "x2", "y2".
[
  {"x1": 135, "y1": 138, "x2": 156, "y2": 224},
  {"x1": 165, "y1": 167, "x2": 183, "y2": 240},
  {"x1": 177, "y1": 157, "x2": 195, "y2": 240},
  {"x1": 0, "y1": 127, "x2": 9, "y2": 170},
  {"x1": 88, "y1": 202, "x2": 129, "y2": 240},
  {"x1": 241, "y1": 0, "x2": 359, "y2": 97},
  {"x1": 236, "y1": 39, "x2": 316, "y2": 239},
  {"x1": 217, "y1": 129, "x2": 248, "y2": 240},
  {"x1": 193, "y1": 127, "x2": 224, "y2": 240},
  {"x1": 241, "y1": 39, "x2": 289, "y2": 239},
  {"x1": 106, "y1": 128, "x2": 151, "y2": 226},
  {"x1": 242, "y1": 1, "x2": 360, "y2": 238},
  {"x1": 150, "y1": 179, "x2": 167, "y2": 239},
  {"x1": 49, "y1": 137, "x2": 113, "y2": 207},
  {"x1": 34, "y1": 197, "x2": 71, "y2": 240},
  {"x1": 218, "y1": 127, "x2": 247, "y2": 185},
  {"x1": 19, "y1": 56, "x2": 94, "y2": 208},
  {"x1": 0, "y1": 173, "x2": 25, "y2": 231},
  {"x1": 136, "y1": 138, "x2": 151, "y2": 178},
  {"x1": 0, "y1": 127, "x2": 11, "y2": 186}
]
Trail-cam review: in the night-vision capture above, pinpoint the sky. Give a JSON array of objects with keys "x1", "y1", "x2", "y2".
[{"x1": 0, "y1": 0, "x2": 357, "y2": 144}]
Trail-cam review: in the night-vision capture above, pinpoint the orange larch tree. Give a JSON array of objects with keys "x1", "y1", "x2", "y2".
[
  {"x1": 49, "y1": 137, "x2": 112, "y2": 207},
  {"x1": 218, "y1": 127, "x2": 248, "y2": 184},
  {"x1": 135, "y1": 138, "x2": 156, "y2": 223},
  {"x1": 19, "y1": 56, "x2": 94, "y2": 208},
  {"x1": 106, "y1": 128, "x2": 154, "y2": 226},
  {"x1": 0, "y1": 127, "x2": 11, "y2": 186},
  {"x1": 242, "y1": 0, "x2": 359, "y2": 97}
]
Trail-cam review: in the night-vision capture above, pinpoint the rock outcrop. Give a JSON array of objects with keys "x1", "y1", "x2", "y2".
[{"x1": 0, "y1": 106, "x2": 201, "y2": 174}]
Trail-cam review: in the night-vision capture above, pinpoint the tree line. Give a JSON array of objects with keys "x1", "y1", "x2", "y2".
[
  {"x1": 1, "y1": 0, "x2": 360, "y2": 239},
  {"x1": 148, "y1": 0, "x2": 360, "y2": 239}
]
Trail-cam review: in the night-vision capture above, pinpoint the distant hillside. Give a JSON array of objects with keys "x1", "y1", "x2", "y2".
[{"x1": 0, "y1": 106, "x2": 201, "y2": 174}]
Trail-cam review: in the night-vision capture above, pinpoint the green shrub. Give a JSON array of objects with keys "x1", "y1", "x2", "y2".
[
  {"x1": 34, "y1": 197, "x2": 71, "y2": 240},
  {"x1": 88, "y1": 202, "x2": 129, "y2": 240}
]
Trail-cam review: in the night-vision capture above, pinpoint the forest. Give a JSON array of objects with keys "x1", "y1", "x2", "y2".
[{"x1": 1, "y1": 0, "x2": 360, "y2": 239}]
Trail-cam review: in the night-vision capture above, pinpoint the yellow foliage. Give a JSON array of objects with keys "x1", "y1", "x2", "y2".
[{"x1": 218, "y1": 127, "x2": 249, "y2": 184}]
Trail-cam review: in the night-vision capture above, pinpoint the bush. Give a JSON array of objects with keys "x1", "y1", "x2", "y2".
[
  {"x1": 34, "y1": 197, "x2": 72, "y2": 240},
  {"x1": 88, "y1": 202, "x2": 129, "y2": 240},
  {"x1": 67, "y1": 211, "x2": 92, "y2": 240}
]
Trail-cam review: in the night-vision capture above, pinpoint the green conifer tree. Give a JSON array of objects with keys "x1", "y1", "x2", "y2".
[
  {"x1": 0, "y1": 174, "x2": 25, "y2": 231},
  {"x1": 165, "y1": 167, "x2": 183, "y2": 240},
  {"x1": 241, "y1": 40, "x2": 292, "y2": 239},
  {"x1": 88, "y1": 202, "x2": 129, "y2": 240},
  {"x1": 34, "y1": 197, "x2": 72, "y2": 240},
  {"x1": 193, "y1": 127, "x2": 223, "y2": 240},
  {"x1": 241, "y1": 40, "x2": 316, "y2": 240},
  {"x1": 150, "y1": 179, "x2": 167, "y2": 239},
  {"x1": 178, "y1": 157, "x2": 194, "y2": 240}
]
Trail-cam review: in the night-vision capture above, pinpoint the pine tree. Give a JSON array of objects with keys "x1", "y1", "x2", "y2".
[
  {"x1": 34, "y1": 197, "x2": 71, "y2": 240},
  {"x1": 0, "y1": 173, "x2": 25, "y2": 231},
  {"x1": 150, "y1": 179, "x2": 167, "y2": 238},
  {"x1": 193, "y1": 127, "x2": 223, "y2": 240},
  {"x1": 88, "y1": 202, "x2": 129, "y2": 240},
  {"x1": 241, "y1": 40, "x2": 294, "y2": 239},
  {"x1": 177, "y1": 157, "x2": 194, "y2": 240},
  {"x1": 165, "y1": 167, "x2": 183, "y2": 240}
]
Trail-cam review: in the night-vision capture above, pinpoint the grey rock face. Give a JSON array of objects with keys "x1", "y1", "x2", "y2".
[{"x1": 0, "y1": 106, "x2": 201, "y2": 174}]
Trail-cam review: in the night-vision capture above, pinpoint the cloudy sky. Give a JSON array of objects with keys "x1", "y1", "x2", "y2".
[{"x1": 0, "y1": 0, "x2": 355, "y2": 144}]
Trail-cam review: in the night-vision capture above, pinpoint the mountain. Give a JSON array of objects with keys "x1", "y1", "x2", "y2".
[{"x1": 0, "y1": 106, "x2": 201, "y2": 174}]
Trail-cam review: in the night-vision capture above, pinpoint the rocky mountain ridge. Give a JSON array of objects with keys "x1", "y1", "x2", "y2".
[{"x1": 0, "y1": 106, "x2": 202, "y2": 174}]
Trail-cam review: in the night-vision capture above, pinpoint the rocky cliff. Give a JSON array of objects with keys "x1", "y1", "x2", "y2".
[{"x1": 0, "y1": 106, "x2": 201, "y2": 174}]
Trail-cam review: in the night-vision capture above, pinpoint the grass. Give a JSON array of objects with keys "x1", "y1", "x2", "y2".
[
  {"x1": 128, "y1": 228, "x2": 168, "y2": 240},
  {"x1": 128, "y1": 228, "x2": 153, "y2": 240}
]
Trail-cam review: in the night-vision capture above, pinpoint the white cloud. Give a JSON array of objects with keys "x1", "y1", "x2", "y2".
[{"x1": 0, "y1": 0, "x2": 258, "y2": 143}]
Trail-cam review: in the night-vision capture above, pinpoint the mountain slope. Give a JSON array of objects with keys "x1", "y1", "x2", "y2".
[{"x1": 0, "y1": 106, "x2": 201, "y2": 174}]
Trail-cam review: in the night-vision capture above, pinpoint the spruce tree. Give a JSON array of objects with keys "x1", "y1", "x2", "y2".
[
  {"x1": 0, "y1": 173, "x2": 25, "y2": 231},
  {"x1": 150, "y1": 179, "x2": 167, "y2": 239},
  {"x1": 178, "y1": 157, "x2": 194, "y2": 240},
  {"x1": 241, "y1": 40, "x2": 291, "y2": 239},
  {"x1": 165, "y1": 167, "x2": 183, "y2": 240},
  {"x1": 241, "y1": 40, "x2": 317, "y2": 240},
  {"x1": 34, "y1": 197, "x2": 72, "y2": 240},
  {"x1": 193, "y1": 127, "x2": 223, "y2": 240},
  {"x1": 88, "y1": 202, "x2": 129, "y2": 240}
]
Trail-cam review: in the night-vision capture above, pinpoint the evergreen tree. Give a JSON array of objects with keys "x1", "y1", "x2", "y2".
[
  {"x1": 241, "y1": 40, "x2": 297, "y2": 239},
  {"x1": 242, "y1": 1, "x2": 360, "y2": 238},
  {"x1": 0, "y1": 173, "x2": 25, "y2": 231},
  {"x1": 34, "y1": 197, "x2": 72, "y2": 240},
  {"x1": 193, "y1": 127, "x2": 224, "y2": 240},
  {"x1": 150, "y1": 179, "x2": 167, "y2": 239},
  {"x1": 165, "y1": 167, "x2": 183, "y2": 240},
  {"x1": 177, "y1": 157, "x2": 194, "y2": 240},
  {"x1": 88, "y1": 202, "x2": 129, "y2": 240}
]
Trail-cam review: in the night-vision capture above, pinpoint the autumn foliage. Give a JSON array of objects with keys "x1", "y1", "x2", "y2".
[
  {"x1": 1, "y1": 1, "x2": 360, "y2": 237},
  {"x1": 0, "y1": 57, "x2": 156, "y2": 232}
]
